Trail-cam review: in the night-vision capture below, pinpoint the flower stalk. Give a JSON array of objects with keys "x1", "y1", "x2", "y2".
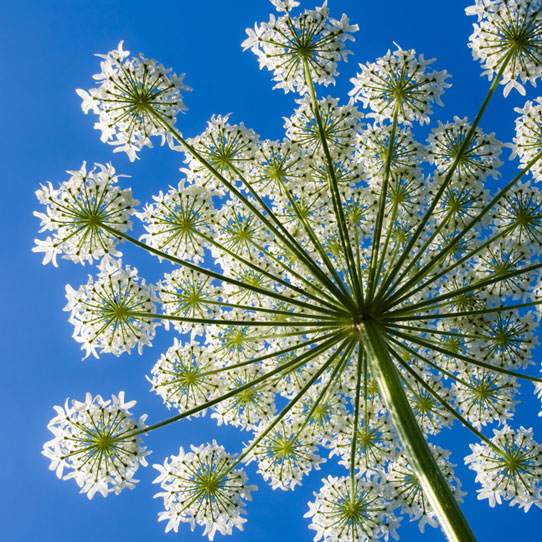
[{"x1": 358, "y1": 319, "x2": 476, "y2": 542}]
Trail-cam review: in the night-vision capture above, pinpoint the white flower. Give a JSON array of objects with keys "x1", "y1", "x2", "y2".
[
  {"x1": 466, "y1": 0, "x2": 542, "y2": 96},
  {"x1": 356, "y1": 124, "x2": 425, "y2": 178},
  {"x1": 182, "y1": 114, "x2": 259, "y2": 193},
  {"x1": 305, "y1": 474, "x2": 399, "y2": 542},
  {"x1": 136, "y1": 180, "x2": 215, "y2": 263},
  {"x1": 159, "y1": 267, "x2": 219, "y2": 336},
  {"x1": 247, "y1": 420, "x2": 324, "y2": 490},
  {"x1": 77, "y1": 41, "x2": 191, "y2": 160},
  {"x1": 513, "y1": 97, "x2": 542, "y2": 180},
  {"x1": 42, "y1": 392, "x2": 149, "y2": 498},
  {"x1": 285, "y1": 95, "x2": 363, "y2": 158},
  {"x1": 33, "y1": 162, "x2": 137, "y2": 266},
  {"x1": 64, "y1": 256, "x2": 159, "y2": 358},
  {"x1": 242, "y1": 2, "x2": 358, "y2": 93},
  {"x1": 427, "y1": 116, "x2": 503, "y2": 187},
  {"x1": 349, "y1": 46, "x2": 450, "y2": 125},
  {"x1": 153, "y1": 441, "x2": 257, "y2": 540},
  {"x1": 148, "y1": 339, "x2": 220, "y2": 416},
  {"x1": 211, "y1": 365, "x2": 276, "y2": 431},
  {"x1": 465, "y1": 425, "x2": 542, "y2": 511}
]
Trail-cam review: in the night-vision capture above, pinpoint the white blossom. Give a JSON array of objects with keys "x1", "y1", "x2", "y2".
[
  {"x1": 349, "y1": 46, "x2": 450, "y2": 124},
  {"x1": 242, "y1": 2, "x2": 358, "y2": 93},
  {"x1": 42, "y1": 392, "x2": 149, "y2": 498},
  {"x1": 153, "y1": 441, "x2": 257, "y2": 540},
  {"x1": 305, "y1": 475, "x2": 399, "y2": 542},
  {"x1": 33, "y1": 162, "x2": 137, "y2": 266},
  {"x1": 77, "y1": 41, "x2": 191, "y2": 160},
  {"x1": 64, "y1": 256, "x2": 159, "y2": 358},
  {"x1": 466, "y1": 0, "x2": 542, "y2": 96},
  {"x1": 465, "y1": 425, "x2": 542, "y2": 511}
]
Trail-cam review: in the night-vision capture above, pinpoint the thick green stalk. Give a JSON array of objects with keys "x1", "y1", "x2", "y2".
[{"x1": 358, "y1": 319, "x2": 476, "y2": 542}]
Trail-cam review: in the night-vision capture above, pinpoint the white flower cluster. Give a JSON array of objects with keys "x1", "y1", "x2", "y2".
[
  {"x1": 64, "y1": 256, "x2": 159, "y2": 358},
  {"x1": 38, "y1": 0, "x2": 542, "y2": 540},
  {"x1": 77, "y1": 41, "x2": 191, "y2": 161},
  {"x1": 513, "y1": 96, "x2": 542, "y2": 180},
  {"x1": 42, "y1": 392, "x2": 149, "y2": 498},
  {"x1": 153, "y1": 441, "x2": 257, "y2": 540},
  {"x1": 465, "y1": 425, "x2": 542, "y2": 511},
  {"x1": 248, "y1": 421, "x2": 324, "y2": 490},
  {"x1": 349, "y1": 46, "x2": 450, "y2": 125},
  {"x1": 427, "y1": 116, "x2": 503, "y2": 186},
  {"x1": 305, "y1": 475, "x2": 399, "y2": 542},
  {"x1": 136, "y1": 181, "x2": 215, "y2": 264},
  {"x1": 466, "y1": 0, "x2": 542, "y2": 96},
  {"x1": 242, "y1": 2, "x2": 358, "y2": 93},
  {"x1": 148, "y1": 339, "x2": 219, "y2": 416},
  {"x1": 33, "y1": 162, "x2": 137, "y2": 266}
]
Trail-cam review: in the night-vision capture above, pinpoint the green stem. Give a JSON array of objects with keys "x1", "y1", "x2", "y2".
[
  {"x1": 367, "y1": 109, "x2": 399, "y2": 302},
  {"x1": 102, "y1": 225, "x2": 341, "y2": 317},
  {"x1": 133, "y1": 311, "x2": 342, "y2": 327},
  {"x1": 303, "y1": 58, "x2": 363, "y2": 306},
  {"x1": 152, "y1": 111, "x2": 353, "y2": 308},
  {"x1": 376, "y1": 54, "x2": 512, "y2": 299},
  {"x1": 350, "y1": 347, "x2": 364, "y2": 495},
  {"x1": 124, "y1": 331, "x2": 346, "y2": 438},
  {"x1": 358, "y1": 319, "x2": 476, "y2": 542}
]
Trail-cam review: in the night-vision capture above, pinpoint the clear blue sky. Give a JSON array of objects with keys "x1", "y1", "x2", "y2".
[{"x1": 1, "y1": 1, "x2": 541, "y2": 541}]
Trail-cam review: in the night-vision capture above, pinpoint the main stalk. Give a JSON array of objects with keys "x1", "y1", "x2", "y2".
[{"x1": 358, "y1": 319, "x2": 476, "y2": 542}]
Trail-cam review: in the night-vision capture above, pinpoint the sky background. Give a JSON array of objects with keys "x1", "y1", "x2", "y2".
[{"x1": 1, "y1": 0, "x2": 542, "y2": 541}]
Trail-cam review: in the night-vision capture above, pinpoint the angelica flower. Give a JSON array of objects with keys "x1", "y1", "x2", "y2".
[
  {"x1": 64, "y1": 256, "x2": 159, "y2": 358},
  {"x1": 148, "y1": 339, "x2": 220, "y2": 416},
  {"x1": 465, "y1": 425, "x2": 542, "y2": 511},
  {"x1": 305, "y1": 475, "x2": 399, "y2": 542},
  {"x1": 77, "y1": 41, "x2": 191, "y2": 161},
  {"x1": 349, "y1": 46, "x2": 450, "y2": 124},
  {"x1": 42, "y1": 392, "x2": 149, "y2": 498},
  {"x1": 248, "y1": 421, "x2": 324, "y2": 490},
  {"x1": 427, "y1": 116, "x2": 503, "y2": 187},
  {"x1": 153, "y1": 441, "x2": 257, "y2": 539},
  {"x1": 33, "y1": 162, "x2": 137, "y2": 266},
  {"x1": 466, "y1": 0, "x2": 542, "y2": 96},
  {"x1": 242, "y1": 2, "x2": 358, "y2": 93}
]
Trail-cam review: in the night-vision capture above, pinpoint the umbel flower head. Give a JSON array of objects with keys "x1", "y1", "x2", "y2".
[
  {"x1": 153, "y1": 441, "x2": 257, "y2": 540},
  {"x1": 33, "y1": 162, "x2": 137, "y2": 266},
  {"x1": 42, "y1": 392, "x2": 149, "y2": 498},
  {"x1": 466, "y1": 0, "x2": 542, "y2": 96},
  {"x1": 77, "y1": 41, "x2": 191, "y2": 161},
  {"x1": 37, "y1": 1, "x2": 542, "y2": 541},
  {"x1": 64, "y1": 256, "x2": 159, "y2": 358}
]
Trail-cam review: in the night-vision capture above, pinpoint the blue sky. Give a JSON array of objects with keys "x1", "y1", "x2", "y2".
[{"x1": 1, "y1": 0, "x2": 542, "y2": 541}]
